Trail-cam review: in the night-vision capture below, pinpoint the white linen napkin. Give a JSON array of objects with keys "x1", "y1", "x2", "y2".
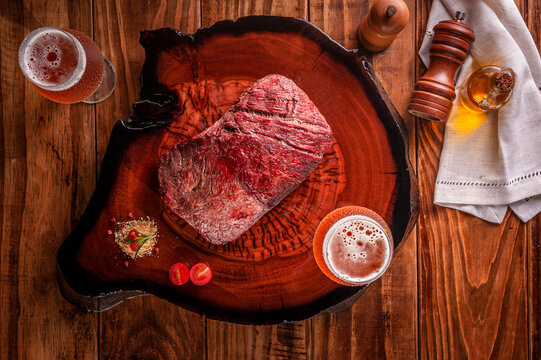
[{"x1": 419, "y1": 0, "x2": 541, "y2": 223}]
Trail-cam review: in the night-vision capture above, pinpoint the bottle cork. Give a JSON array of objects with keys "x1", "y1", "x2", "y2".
[{"x1": 358, "y1": 0, "x2": 409, "y2": 52}]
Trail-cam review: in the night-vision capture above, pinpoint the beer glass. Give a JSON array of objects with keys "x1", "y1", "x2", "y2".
[
  {"x1": 18, "y1": 27, "x2": 116, "y2": 104},
  {"x1": 313, "y1": 206, "x2": 394, "y2": 286}
]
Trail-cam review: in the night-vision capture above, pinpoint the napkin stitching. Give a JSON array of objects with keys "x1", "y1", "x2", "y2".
[{"x1": 436, "y1": 170, "x2": 541, "y2": 187}]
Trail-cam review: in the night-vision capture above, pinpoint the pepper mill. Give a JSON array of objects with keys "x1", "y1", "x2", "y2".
[
  {"x1": 358, "y1": 0, "x2": 409, "y2": 52},
  {"x1": 408, "y1": 11, "x2": 475, "y2": 122}
]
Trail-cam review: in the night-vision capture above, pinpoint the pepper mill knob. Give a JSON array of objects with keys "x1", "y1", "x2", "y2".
[
  {"x1": 408, "y1": 11, "x2": 475, "y2": 122},
  {"x1": 358, "y1": 0, "x2": 409, "y2": 52}
]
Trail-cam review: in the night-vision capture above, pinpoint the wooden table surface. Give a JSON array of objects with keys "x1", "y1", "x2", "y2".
[{"x1": 1, "y1": 0, "x2": 540, "y2": 359}]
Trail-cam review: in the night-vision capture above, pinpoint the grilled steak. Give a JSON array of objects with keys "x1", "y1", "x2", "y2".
[{"x1": 158, "y1": 74, "x2": 333, "y2": 245}]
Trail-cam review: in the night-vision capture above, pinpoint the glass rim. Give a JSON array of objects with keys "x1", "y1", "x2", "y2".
[
  {"x1": 18, "y1": 26, "x2": 87, "y2": 91},
  {"x1": 322, "y1": 214, "x2": 393, "y2": 285}
]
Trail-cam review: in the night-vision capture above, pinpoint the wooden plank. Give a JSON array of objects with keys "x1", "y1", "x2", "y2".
[
  {"x1": 310, "y1": 0, "x2": 418, "y2": 359},
  {"x1": 98, "y1": 296, "x2": 206, "y2": 359},
  {"x1": 308, "y1": 2, "x2": 365, "y2": 358},
  {"x1": 207, "y1": 324, "x2": 309, "y2": 360},
  {"x1": 309, "y1": 0, "x2": 367, "y2": 50},
  {"x1": 418, "y1": 207, "x2": 527, "y2": 358},
  {"x1": 92, "y1": 1, "x2": 206, "y2": 359},
  {"x1": 368, "y1": 0, "x2": 418, "y2": 358},
  {"x1": 530, "y1": 218, "x2": 541, "y2": 359},
  {"x1": 371, "y1": 0, "x2": 416, "y2": 164},
  {"x1": 201, "y1": 2, "x2": 312, "y2": 359},
  {"x1": 202, "y1": 0, "x2": 307, "y2": 26},
  {"x1": 417, "y1": 0, "x2": 529, "y2": 358},
  {"x1": 0, "y1": 0, "x2": 97, "y2": 359},
  {"x1": 526, "y1": 0, "x2": 541, "y2": 357},
  {"x1": 95, "y1": 0, "x2": 201, "y2": 165}
]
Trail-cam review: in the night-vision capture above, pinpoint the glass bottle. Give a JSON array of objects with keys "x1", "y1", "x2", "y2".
[{"x1": 459, "y1": 66, "x2": 514, "y2": 112}]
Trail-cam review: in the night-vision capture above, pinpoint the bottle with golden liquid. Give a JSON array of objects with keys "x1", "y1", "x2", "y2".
[{"x1": 459, "y1": 65, "x2": 515, "y2": 112}]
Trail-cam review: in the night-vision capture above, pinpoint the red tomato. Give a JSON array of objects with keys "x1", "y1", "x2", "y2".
[
  {"x1": 169, "y1": 263, "x2": 190, "y2": 285},
  {"x1": 190, "y1": 263, "x2": 212, "y2": 286},
  {"x1": 129, "y1": 241, "x2": 140, "y2": 252}
]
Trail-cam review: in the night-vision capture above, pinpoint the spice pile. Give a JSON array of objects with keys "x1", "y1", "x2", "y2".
[{"x1": 113, "y1": 217, "x2": 158, "y2": 259}]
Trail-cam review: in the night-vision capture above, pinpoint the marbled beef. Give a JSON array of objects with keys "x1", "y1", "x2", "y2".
[{"x1": 158, "y1": 74, "x2": 333, "y2": 245}]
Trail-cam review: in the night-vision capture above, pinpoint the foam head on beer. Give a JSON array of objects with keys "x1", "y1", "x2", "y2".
[
  {"x1": 313, "y1": 206, "x2": 393, "y2": 286},
  {"x1": 20, "y1": 28, "x2": 86, "y2": 91}
]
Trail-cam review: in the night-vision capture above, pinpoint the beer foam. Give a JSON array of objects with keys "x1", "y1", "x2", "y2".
[
  {"x1": 19, "y1": 28, "x2": 86, "y2": 90},
  {"x1": 323, "y1": 215, "x2": 391, "y2": 284}
]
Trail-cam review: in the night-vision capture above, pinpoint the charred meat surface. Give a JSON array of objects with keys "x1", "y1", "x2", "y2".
[{"x1": 158, "y1": 74, "x2": 333, "y2": 245}]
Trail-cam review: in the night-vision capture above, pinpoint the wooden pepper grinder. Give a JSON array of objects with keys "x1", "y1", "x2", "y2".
[
  {"x1": 408, "y1": 11, "x2": 475, "y2": 122},
  {"x1": 358, "y1": 0, "x2": 409, "y2": 52}
]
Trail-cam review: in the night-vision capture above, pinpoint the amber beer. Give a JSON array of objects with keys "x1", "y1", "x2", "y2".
[
  {"x1": 19, "y1": 27, "x2": 115, "y2": 104},
  {"x1": 313, "y1": 206, "x2": 393, "y2": 286}
]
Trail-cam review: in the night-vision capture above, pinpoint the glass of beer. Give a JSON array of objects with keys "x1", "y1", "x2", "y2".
[
  {"x1": 18, "y1": 27, "x2": 116, "y2": 104},
  {"x1": 313, "y1": 206, "x2": 393, "y2": 286}
]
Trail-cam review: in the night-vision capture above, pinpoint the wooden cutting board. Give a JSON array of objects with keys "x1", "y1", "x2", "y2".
[{"x1": 57, "y1": 16, "x2": 418, "y2": 325}]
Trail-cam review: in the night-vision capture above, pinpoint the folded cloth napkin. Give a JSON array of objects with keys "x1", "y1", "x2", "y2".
[{"x1": 419, "y1": 0, "x2": 541, "y2": 223}]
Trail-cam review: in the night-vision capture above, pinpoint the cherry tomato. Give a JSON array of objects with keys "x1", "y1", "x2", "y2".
[
  {"x1": 130, "y1": 241, "x2": 141, "y2": 252},
  {"x1": 169, "y1": 263, "x2": 190, "y2": 285},
  {"x1": 189, "y1": 263, "x2": 212, "y2": 286},
  {"x1": 128, "y1": 230, "x2": 139, "y2": 240}
]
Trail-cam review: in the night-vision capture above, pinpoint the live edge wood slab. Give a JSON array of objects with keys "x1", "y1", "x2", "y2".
[{"x1": 57, "y1": 16, "x2": 418, "y2": 325}]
